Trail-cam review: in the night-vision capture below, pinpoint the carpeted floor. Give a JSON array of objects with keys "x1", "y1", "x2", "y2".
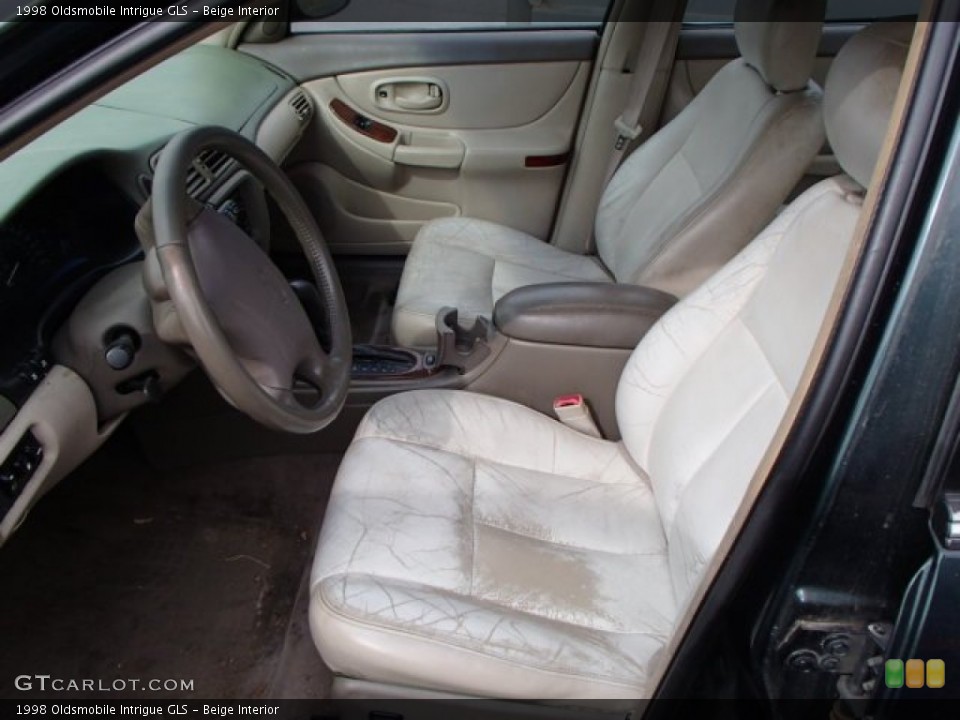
[
  {"x1": 336, "y1": 257, "x2": 401, "y2": 346},
  {"x1": 0, "y1": 431, "x2": 340, "y2": 699}
]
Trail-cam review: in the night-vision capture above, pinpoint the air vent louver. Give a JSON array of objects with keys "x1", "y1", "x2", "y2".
[
  {"x1": 290, "y1": 91, "x2": 313, "y2": 123},
  {"x1": 184, "y1": 148, "x2": 237, "y2": 199}
]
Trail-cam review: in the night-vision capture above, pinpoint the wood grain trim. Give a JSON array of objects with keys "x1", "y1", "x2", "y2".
[
  {"x1": 525, "y1": 152, "x2": 570, "y2": 168},
  {"x1": 329, "y1": 98, "x2": 397, "y2": 144},
  {"x1": 350, "y1": 346, "x2": 438, "y2": 381}
]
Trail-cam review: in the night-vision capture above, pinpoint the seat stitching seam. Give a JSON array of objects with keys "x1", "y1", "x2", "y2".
[
  {"x1": 350, "y1": 435, "x2": 627, "y2": 483},
  {"x1": 740, "y1": 317, "x2": 792, "y2": 393},
  {"x1": 316, "y1": 589, "x2": 653, "y2": 687},
  {"x1": 630, "y1": 94, "x2": 820, "y2": 283},
  {"x1": 678, "y1": 82, "x2": 782, "y2": 192},
  {"x1": 489, "y1": 257, "x2": 610, "y2": 280},
  {"x1": 658, "y1": 373, "x2": 780, "y2": 549},
  {"x1": 429, "y1": 231, "x2": 607, "y2": 280},
  {"x1": 318, "y1": 573, "x2": 672, "y2": 650},
  {"x1": 469, "y1": 460, "x2": 477, "y2": 596},
  {"x1": 639, "y1": 288, "x2": 765, "y2": 463},
  {"x1": 668, "y1": 352, "x2": 780, "y2": 511}
]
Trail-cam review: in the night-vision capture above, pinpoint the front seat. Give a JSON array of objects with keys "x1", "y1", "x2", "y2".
[
  {"x1": 311, "y1": 23, "x2": 912, "y2": 698},
  {"x1": 390, "y1": 0, "x2": 828, "y2": 348}
]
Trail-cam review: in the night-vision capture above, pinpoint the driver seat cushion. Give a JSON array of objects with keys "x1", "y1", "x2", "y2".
[
  {"x1": 310, "y1": 390, "x2": 675, "y2": 699},
  {"x1": 390, "y1": 218, "x2": 612, "y2": 348}
]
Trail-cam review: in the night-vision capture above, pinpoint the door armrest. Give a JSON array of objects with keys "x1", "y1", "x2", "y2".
[{"x1": 493, "y1": 283, "x2": 677, "y2": 350}]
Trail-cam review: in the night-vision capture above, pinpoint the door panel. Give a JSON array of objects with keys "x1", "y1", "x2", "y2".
[
  {"x1": 289, "y1": 163, "x2": 459, "y2": 249},
  {"x1": 252, "y1": 30, "x2": 596, "y2": 255},
  {"x1": 241, "y1": 29, "x2": 597, "y2": 80},
  {"x1": 336, "y1": 62, "x2": 582, "y2": 130}
]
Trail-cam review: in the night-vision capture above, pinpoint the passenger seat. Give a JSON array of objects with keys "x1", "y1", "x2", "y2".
[{"x1": 391, "y1": 0, "x2": 828, "y2": 347}]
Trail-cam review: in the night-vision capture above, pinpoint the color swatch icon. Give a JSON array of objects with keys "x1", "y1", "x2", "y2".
[
  {"x1": 927, "y1": 659, "x2": 946, "y2": 689},
  {"x1": 885, "y1": 658, "x2": 945, "y2": 688},
  {"x1": 885, "y1": 659, "x2": 903, "y2": 688},
  {"x1": 906, "y1": 659, "x2": 925, "y2": 688}
]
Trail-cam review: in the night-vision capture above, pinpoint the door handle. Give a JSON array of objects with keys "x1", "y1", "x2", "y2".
[
  {"x1": 394, "y1": 133, "x2": 464, "y2": 169},
  {"x1": 373, "y1": 78, "x2": 446, "y2": 114},
  {"x1": 395, "y1": 88, "x2": 442, "y2": 111}
]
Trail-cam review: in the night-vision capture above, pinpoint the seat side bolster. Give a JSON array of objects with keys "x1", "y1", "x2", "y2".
[{"x1": 310, "y1": 574, "x2": 657, "y2": 700}]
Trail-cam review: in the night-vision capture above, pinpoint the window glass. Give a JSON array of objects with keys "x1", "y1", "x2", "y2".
[
  {"x1": 291, "y1": 0, "x2": 611, "y2": 30},
  {"x1": 825, "y1": 0, "x2": 920, "y2": 21},
  {"x1": 682, "y1": 0, "x2": 735, "y2": 23},
  {"x1": 683, "y1": 0, "x2": 920, "y2": 24}
]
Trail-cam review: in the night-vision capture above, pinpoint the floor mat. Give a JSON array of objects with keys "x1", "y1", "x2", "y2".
[{"x1": 0, "y1": 433, "x2": 339, "y2": 699}]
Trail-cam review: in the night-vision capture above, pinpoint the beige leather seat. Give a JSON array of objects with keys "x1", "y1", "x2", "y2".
[
  {"x1": 311, "y1": 23, "x2": 912, "y2": 698},
  {"x1": 391, "y1": 0, "x2": 828, "y2": 347}
]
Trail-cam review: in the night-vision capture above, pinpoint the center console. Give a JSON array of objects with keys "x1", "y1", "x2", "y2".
[
  {"x1": 130, "y1": 280, "x2": 679, "y2": 466},
  {"x1": 350, "y1": 306, "x2": 496, "y2": 382},
  {"x1": 346, "y1": 282, "x2": 678, "y2": 439},
  {"x1": 351, "y1": 344, "x2": 438, "y2": 379}
]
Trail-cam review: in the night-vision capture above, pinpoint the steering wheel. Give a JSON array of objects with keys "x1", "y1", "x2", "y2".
[{"x1": 144, "y1": 126, "x2": 351, "y2": 434}]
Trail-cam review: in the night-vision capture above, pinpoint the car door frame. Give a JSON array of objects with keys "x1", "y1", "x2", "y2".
[{"x1": 649, "y1": 14, "x2": 960, "y2": 709}]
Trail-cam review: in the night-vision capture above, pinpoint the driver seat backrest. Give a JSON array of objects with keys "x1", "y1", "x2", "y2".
[{"x1": 614, "y1": 21, "x2": 914, "y2": 608}]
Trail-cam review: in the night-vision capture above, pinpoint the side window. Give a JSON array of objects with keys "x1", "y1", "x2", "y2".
[
  {"x1": 682, "y1": 0, "x2": 735, "y2": 23},
  {"x1": 291, "y1": 0, "x2": 611, "y2": 30},
  {"x1": 683, "y1": 0, "x2": 920, "y2": 24},
  {"x1": 825, "y1": 0, "x2": 920, "y2": 21}
]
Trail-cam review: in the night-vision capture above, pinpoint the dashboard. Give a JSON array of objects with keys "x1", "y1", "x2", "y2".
[
  {"x1": 0, "y1": 43, "x2": 310, "y2": 420},
  {"x1": 0, "y1": 41, "x2": 314, "y2": 542},
  {"x1": 0, "y1": 166, "x2": 140, "y2": 406}
]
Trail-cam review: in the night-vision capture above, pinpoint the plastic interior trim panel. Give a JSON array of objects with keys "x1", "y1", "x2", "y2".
[
  {"x1": 0, "y1": 366, "x2": 123, "y2": 546},
  {"x1": 239, "y1": 29, "x2": 599, "y2": 82}
]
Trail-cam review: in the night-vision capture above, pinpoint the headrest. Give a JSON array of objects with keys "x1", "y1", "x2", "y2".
[
  {"x1": 824, "y1": 22, "x2": 914, "y2": 189},
  {"x1": 734, "y1": 0, "x2": 826, "y2": 92}
]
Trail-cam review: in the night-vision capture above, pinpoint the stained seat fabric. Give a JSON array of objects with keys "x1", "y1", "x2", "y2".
[
  {"x1": 311, "y1": 389, "x2": 675, "y2": 698},
  {"x1": 391, "y1": 0, "x2": 827, "y2": 347},
  {"x1": 311, "y1": 21, "x2": 913, "y2": 699}
]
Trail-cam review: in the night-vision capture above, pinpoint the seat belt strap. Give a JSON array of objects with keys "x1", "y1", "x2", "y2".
[{"x1": 602, "y1": 21, "x2": 679, "y2": 190}]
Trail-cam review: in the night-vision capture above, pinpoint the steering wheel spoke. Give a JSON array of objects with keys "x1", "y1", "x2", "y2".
[{"x1": 296, "y1": 348, "x2": 328, "y2": 387}]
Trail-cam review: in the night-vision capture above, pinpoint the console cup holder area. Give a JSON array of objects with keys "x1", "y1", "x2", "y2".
[
  {"x1": 351, "y1": 345, "x2": 435, "y2": 379},
  {"x1": 435, "y1": 307, "x2": 492, "y2": 373},
  {"x1": 349, "y1": 308, "x2": 492, "y2": 381}
]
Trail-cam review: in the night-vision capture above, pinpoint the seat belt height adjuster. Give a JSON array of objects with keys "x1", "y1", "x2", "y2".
[{"x1": 614, "y1": 116, "x2": 643, "y2": 151}]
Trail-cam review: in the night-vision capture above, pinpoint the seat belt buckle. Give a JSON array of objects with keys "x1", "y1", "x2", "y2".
[
  {"x1": 613, "y1": 116, "x2": 643, "y2": 151},
  {"x1": 553, "y1": 394, "x2": 603, "y2": 439}
]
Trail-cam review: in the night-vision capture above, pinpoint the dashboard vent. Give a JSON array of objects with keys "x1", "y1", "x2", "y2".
[
  {"x1": 185, "y1": 149, "x2": 236, "y2": 199},
  {"x1": 289, "y1": 91, "x2": 313, "y2": 123}
]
